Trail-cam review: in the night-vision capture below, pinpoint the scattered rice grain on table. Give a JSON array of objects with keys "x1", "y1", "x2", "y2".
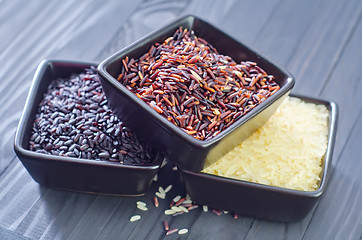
[
  {"x1": 178, "y1": 229, "x2": 188, "y2": 235},
  {"x1": 136, "y1": 201, "x2": 146, "y2": 207},
  {"x1": 203, "y1": 205, "x2": 208, "y2": 212},
  {"x1": 164, "y1": 185, "x2": 172, "y2": 193},
  {"x1": 163, "y1": 220, "x2": 169, "y2": 231},
  {"x1": 166, "y1": 228, "x2": 178, "y2": 236},
  {"x1": 130, "y1": 215, "x2": 141, "y2": 222},
  {"x1": 156, "y1": 192, "x2": 165, "y2": 199},
  {"x1": 202, "y1": 96, "x2": 329, "y2": 191},
  {"x1": 165, "y1": 209, "x2": 175, "y2": 215},
  {"x1": 172, "y1": 195, "x2": 181, "y2": 203},
  {"x1": 137, "y1": 205, "x2": 148, "y2": 211},
  {"x1": 153, "y1": 196, "x2": 159, "y2": 207}
]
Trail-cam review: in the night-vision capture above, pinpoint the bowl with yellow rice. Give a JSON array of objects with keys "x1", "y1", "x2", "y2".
[{"x1": 179, "y1": 94, "x2": 338, "y2": 221}]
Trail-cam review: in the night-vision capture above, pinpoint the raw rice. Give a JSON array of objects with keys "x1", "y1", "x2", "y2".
[
  {"x1": 136, "y1": 201, "x2": 146, "y2": 207},
  {"x1": 178, "y1": 206, "x2": 189, "y2": 213},
  {"x1": 202, "y1": 97, "x2": 329, "y2": 191},
  {"x1": 166, "y1": 228, "x2": 178, "y2": 236},
  {"x1": 155, "y1": 191, "x2": 165, "y2": 199},
  {"x1": 158, "y1": 186, "x2": 166, "y2": 195},
  {"x1": 203, "y1": 205, "x2": 208, "y2": 212},
  {"x1": 130, "y1": 215, "x2": 141, "y2": 222},
  {"x1": 136, "y1": 201, "x2": 148, "y2": 211},
  {"x1": 163, "y1": 220, "x2": 169, "y2": 231},
  {"x1": 164, "y1": 185, "x2": 172, "y2": 193},
  {"x1": 173, "y1": 195, "x2": 181, "y2": 203},
  {"x1": 137, "y1": 205, "x2": 148, "y2": 211},
  {"x1": 153, "y1": 196, "x2": 159, "y2": 207},
  {"x1": 171, "y1": 206, "x2": 181, "y2": 212},
  {"x1": 165, "y1": 209, "x2": 176, "y2": 215},
  {"x1": 178, "y1": 229, "x2": 188, "y2": 235}
]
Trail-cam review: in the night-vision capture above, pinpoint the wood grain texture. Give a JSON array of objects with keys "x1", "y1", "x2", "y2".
[
  {"x1": 1, "y1": 0, "x2": 362, "y2": 239},
  {"x1": 0, "y1": 0, "x2": 142, "y2": 173},
  {"x1": 302, "y1": 12, "x2": 362, "y2": 239}
]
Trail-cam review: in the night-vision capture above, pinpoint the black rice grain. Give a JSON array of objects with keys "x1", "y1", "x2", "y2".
[{"x1": 30, "y1": 66, "x2": 154, "y2": 165}]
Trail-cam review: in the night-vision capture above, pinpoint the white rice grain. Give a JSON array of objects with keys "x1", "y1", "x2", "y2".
[
  {"x1": 164, "y1": 209, "x2": 176, "y2": 215},
  {"x1": 136, "y1": 201, "x2": 146, "y2": 207},
  {"x1": 203, "y1": 205, "x2": 208, "y2": 212},
  {"x1": 182, "y1": 199, "x2": 192, "y2": 205},
  {"x1": 158, "y1": 186, "x2": 166, "y2": 196},
  {"x1": 203, "y1": 97, "x2": 329, "y2": 191},
  {"x1": 156, "y1": 191, "x2": 165, "y2": 199},
  {"x1": 178, "y1": 206, "x2": 189, "y2": 213},
  {"x1": 171, "y1": 206, "x2": 181, "y2": 212},
  {"x1": 130, "y1": 215, "x2": 141, "y2": 222},
  {"x1": 164, "y1": 185, "x2": 172, "y2": 193},
  {"x1": 173, "y1": 195, "x2": 181, "y2": 203},
  {"x1": 137, "y1": 205, "x2": 148, "y2": 211},
  {"x1": 178, "y1": 229, "x2": 188, "y2": 235}
]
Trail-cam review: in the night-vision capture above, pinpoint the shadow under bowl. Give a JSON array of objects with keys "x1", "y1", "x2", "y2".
[{"x1": 14, "y1": 60, "x2": 163, "y2": 196}]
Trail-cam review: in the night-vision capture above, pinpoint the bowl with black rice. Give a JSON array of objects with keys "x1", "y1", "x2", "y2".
[{"x1": 14, "y1": 60, "x2": 163, "y2": 196}]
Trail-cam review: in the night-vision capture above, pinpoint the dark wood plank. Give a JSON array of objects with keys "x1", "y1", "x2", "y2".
[
  {"x1": 250, "y1": 0, "x2": 325, "y2": 64},
  {"x1": 0, "y1": 0, "x2": 52, "y2": 51},
  {"x1": 36, "y1": 193, "x2": 96, "y2": 240},
  {"x1": 0, "y1": 0, "x2": 361, "y2": 239},
  {"x1": 97, "y1": 0, "x2": 195, "y2": 60},
  {"x1": 0, "y1": 0, "x2": 143, "y2": 174},
  {"x1": 0, "y1": 1, "x2": 148, "y2": 239},
  {"x1": 0, "y1": 225, "x2": 29, "y2": 240},
  {"x1": 15, "y1": 190, "x2": 74, "y2": 239},
  {"x1": 0, "y1": 161, "x2": 47, "y2": 239},
  {"x1": 97, "y1": 0, "x2": 281, "y2": 60},
  {"x1": 304, "y1": 110, "x2": 362, "y2": 239},
  {"x1": 241, "y1": 0, "x2": 362, "y2": 239},
  {"x1": 319, "y1": 10, "x2": 362, "y2": 157},
  {"x1": 286, "y1": 0, "x2": 362, "y2": 96},
  {"x1": 302, "y1": 12, "x2": 362, "y2": 239}
]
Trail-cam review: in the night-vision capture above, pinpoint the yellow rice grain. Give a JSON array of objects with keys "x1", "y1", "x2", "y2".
[{"x1": 202, "y1": 97, "x2": 329, "y2": 191}]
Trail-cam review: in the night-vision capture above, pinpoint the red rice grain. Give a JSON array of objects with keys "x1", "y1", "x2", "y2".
[
  {"x1": 166, "y1": 228, "x2": 178, "y2": 236},
  {"x1": 117, "y1": 27, "x2": 280, "y2": 141}
]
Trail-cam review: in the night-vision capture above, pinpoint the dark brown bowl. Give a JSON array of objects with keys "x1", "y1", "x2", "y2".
[
  {"x1": 179, "y1": 94, "x2": 338, "y2": 222},
  {"x1": 14, "y1": 60, "x2": 163, "y2": 196},
  {"x1": 98, "y1": 15, "x2": 295, "y2": 172}
]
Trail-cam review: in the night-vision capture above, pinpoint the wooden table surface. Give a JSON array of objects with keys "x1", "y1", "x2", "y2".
[{"x1": 1, "y1": 0, "x2": 362, "y2": 239}]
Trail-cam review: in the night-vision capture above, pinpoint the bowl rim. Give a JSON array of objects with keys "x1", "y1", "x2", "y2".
[
  {"x1": 97, "y1": 14, "x2": 295, "y2": 149},
  {"x1": 14, "y1": 59, "x2": 162, "y2": 170},
  {"x1": 180, "y1": 93, "x2": 338, "y2": 197}
]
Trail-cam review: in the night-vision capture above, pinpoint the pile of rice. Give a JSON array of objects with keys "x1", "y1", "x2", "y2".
[{"x1": 202, "y1": 96, "x2": 329, "y2": 191}]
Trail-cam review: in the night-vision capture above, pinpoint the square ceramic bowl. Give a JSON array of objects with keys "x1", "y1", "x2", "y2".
[
  {"x1": 98, "y1": 15, "x2": 295, "y2": 172},
  {"x1": 14, "y1": 60, "x2": 164, "y2": 196},
  {"x1": 179, "y1": 94, "x2": 338, "y2": 222}
]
